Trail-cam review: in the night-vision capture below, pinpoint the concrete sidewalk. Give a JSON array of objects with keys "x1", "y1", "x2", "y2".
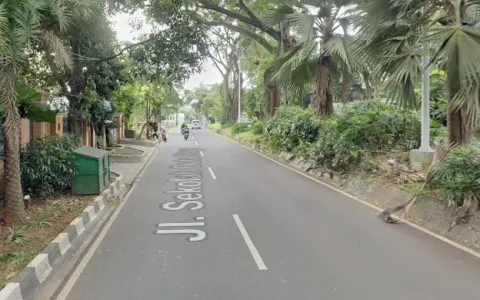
[{"x1": 110, "y1": 143, "x2": 159, "y2": 187}]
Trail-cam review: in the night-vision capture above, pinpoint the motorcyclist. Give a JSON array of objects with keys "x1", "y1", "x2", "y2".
[{"x1": 181, "y1": 123, "x2": 188, "y2": 134}]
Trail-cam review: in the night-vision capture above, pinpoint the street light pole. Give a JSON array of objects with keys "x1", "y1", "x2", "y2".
[
  {"x1": 419, "y1": 44, "x2": 433, "y2": 152},
  {"x1": 410, "y1": 9, "x2": 434, "y2": 169}
]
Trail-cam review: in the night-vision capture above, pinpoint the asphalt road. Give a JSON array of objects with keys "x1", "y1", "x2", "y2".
[{"x1": 59, "y1": 129, "x2": 480, "y2": 300}]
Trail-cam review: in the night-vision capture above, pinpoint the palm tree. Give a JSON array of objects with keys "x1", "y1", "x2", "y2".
[
  {"x1": 357, "y1": 0, "x2": 480, "y2": 145},
  {"x1": 0, "y1": 0, "x2": 75, "y2": 224},
  {"x1": 264, "y1": 0, "x2": 359, "y2": 116}
]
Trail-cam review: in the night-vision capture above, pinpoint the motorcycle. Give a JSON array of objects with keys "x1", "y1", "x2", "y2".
[
  {"x1": 182, "y1": 128, "x2": 190, "y2": 140},
  {"x1": 161, "y1": 129, "x2": 167, "y2": 142}
]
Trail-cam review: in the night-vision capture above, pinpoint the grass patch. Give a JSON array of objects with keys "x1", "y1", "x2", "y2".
[
  {"x1": 208, "y1": 123, "x2": 222, "y2": 130},
  {"x1": 236, "y1": 131, "x2": 263, "y2": 143},
  {"x1": 0, "y1": 194, "x2": 95, "y2": 289},
  {"x1": 224, "y1": 126, "x2": 234, "y2": 135}
]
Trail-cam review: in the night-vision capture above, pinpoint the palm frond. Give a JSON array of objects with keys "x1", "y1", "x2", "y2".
[
  {"x1": 45, "y1": 0, "x2": 74, "y2": 33},
  {"x1": 324, "y1": 35, "x2": 356, "y2": 73},
  {"x1": 451, "y1": 80, "x2": 480, "y2": 129},
  {"x1": 43, "y1": 30, "x2": 72, "y2": 69},
  {"x1": 262, "y1": 6, "x2": 294, "y2": 27},
  {"x1": 287, "y1": 57, "x2": 317, "y2": 97},
  {"x1": 0, "y1": 3, "x2": 9, "y2": 50},
  {"x1": 430, "y1": 26, "x2": 480, "y2": 89},
  {"x1": 378, "y1": 52, "x2": 421, "y2": 109},
  {"x1": 286, "y1": 12, "x2": 315, "y2": 41},
  {"x1": 268, "y1": 40, "x2": 318, "y2": 97}
]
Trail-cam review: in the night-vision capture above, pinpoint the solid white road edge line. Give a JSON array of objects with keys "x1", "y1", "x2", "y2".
[
  {"x1": 54, "y1": 141, "x2": 164, "y2": 300},
  {"x1": 199, "y1": 150, "x2": 204, "y2": 157},
  {"x1": 208, "y1": 167, "x2": 217, "y2": 179},
  {"x1": 233, "y1": 214, "x2": 267, "y2": 271},
  {"x1": 214, "y1": 131, "x2": 480, "y2": 261}
]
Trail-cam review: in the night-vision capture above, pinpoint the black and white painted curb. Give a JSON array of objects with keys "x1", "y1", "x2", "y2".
[{"x1": 0, "y1": 175, "x2": 126, "y2": 300}]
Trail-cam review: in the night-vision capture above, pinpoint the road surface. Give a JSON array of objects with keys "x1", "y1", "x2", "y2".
[{"x1": 58, "y1": 129, "x2": 480, "y2": 300}]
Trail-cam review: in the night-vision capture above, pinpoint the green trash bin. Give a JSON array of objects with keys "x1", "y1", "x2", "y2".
[{"x1": 72, "y1": 146, "x2": 110, "y2": 195}]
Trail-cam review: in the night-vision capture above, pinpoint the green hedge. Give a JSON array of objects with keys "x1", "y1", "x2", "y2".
[
  {"x1": 310, "y1": 101, "x2": 421, "y2": 171},
  {"x1": 431, "y1": 144, "x2": 480, "y2": 206},
  {"x1": 264, "y1": 106, "x2": 320, "y2": 151},
  {"x1": 21, "y1": 134, "x2": 82, "y2": 197},
  {"x1": 250, "y1": 121, "x2": 264, "y2": 135},
  {"x1": 231, "y1": 123, "x2": 250, "y2": 135}
]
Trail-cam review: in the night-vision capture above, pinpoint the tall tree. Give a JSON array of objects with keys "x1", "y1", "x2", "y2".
[
  {"x1": 0, "y1": 0, "x2": 75, "y2": 224},
  {"x1": 358, "y1": 0, "x2": 480, "y2": 145},
  {"x1": 207, "y1": 27, "x2": 241, "y2": 124},
  {"x1": 265, "y1": 0, "x2": 358, "y2": 116},
  {"x1": 196, "y1": 0, "x2": 288, "y2": 115}
]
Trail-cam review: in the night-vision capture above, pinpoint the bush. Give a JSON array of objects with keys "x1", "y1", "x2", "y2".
[
  {"x1": 430, "y1": 144, "x2": 480, "y2": 206},
  {"x1": 231, "y1": 123, "x2": 250, "y2": 135},
  {"x1": 21, "y1": 134, "x2": 82, "y2": 197},
  {"x1": 430, "y1": 97, "x2": 448, "y2": 126},
  {"x1": 251, "y1": 121, "x2": 264, "y2": 135},
  {"x1": 264, "y1": 106, "x2": 320, "y2": 151},
  {"x1": 310, "y1": 101, "x2": 421, "y2": 171}
]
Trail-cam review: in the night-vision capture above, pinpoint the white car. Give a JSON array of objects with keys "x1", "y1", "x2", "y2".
[{"x1": 191, "y1": 120, "x2": 202, "y2": 129}]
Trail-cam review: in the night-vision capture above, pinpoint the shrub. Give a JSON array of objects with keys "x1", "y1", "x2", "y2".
[
  {"x1": 264, "y1": 106, "x2": 320, "y2": 151},
  {"x1": 251, "y1": 121, "x2": 264, "y2": 135},
  {"x1": 21, "y1": 134, "x2": 82, "y2": 197},
  {"x1": 231, "y1": 123, "x2": 250, "y2": 135},
  {"x1": 430, "y1": 144, "x2": 480, "y2": 206},
  {"x1": 310, "y1": 101, "x2": 421, "y2": 171},
  {"x1": 430, "y1": 97, "x2": 448, "y2": 126}
]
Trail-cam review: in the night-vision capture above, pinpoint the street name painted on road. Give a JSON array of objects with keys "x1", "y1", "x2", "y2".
[{"x1": 157, "y1": 148, "x2": 207, "y2": 242}]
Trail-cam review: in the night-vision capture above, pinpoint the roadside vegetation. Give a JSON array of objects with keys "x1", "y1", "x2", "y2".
[
  {"x1": 210, "y1": 99, "x2": 480, "y2": 227},
  {"x1": 0, "y1": 0, "x2": 204, "y2": 288},
  {"x1": 2, "y1": 0, "x2": 480, "y2": 290}
]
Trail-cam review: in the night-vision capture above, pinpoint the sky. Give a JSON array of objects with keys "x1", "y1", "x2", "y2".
[{"x1": 111, "y1": 12, "x2": 223, "y2": 90}]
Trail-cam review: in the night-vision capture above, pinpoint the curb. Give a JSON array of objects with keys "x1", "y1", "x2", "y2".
[
  {"x1": 119, "y1": 138, "x2": 158, "y2": 148},
  {"x1": 0, "y1": 176, "x2": 123, "y2": 300},
  {"x1": 110, "y1": 151, "x2": 147, "y2": 163}
]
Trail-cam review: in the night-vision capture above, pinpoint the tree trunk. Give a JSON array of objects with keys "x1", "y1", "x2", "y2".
[
  {"x1": 265, "y1": 70, "x2": 281, "y2": 116},
  {"x1": 314, "y1": 56, "x2": 334, "y2": 116},
  {"x1": 340, "y1": 67, "x2": 350, "y2": 100},
  {"x1": 233, "y1": 72, "x2": 239, "y2": 123},
  {"x1": 66, "y1": 94, "x2": 83, "y2": 135},
  {"x1": 222, "y1": 74, "x2": 235, "y2": 124},
  {"x1": 447, "y1": 106, "x2": 467, "y2": 145},
  {"x1": 446, "y1": 81, "x2": 468, "y2": 145},
  {"x1": 1, "y1": 77, "x2": 24, "y2": 224},
  {"x1": 362, "y1": 72, "x2": 373, "y2": 100},
  {"x1": 233, "y1": 71, "x2": 243, "y2": 123}
]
